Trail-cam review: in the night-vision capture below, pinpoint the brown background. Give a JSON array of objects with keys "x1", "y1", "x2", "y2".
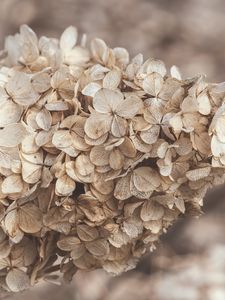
[
  {"x1": 1, "y1": 0, "x2": 225, "y2": 82},
  {"x1": 1, "y1": 0, "x2": 225, "y2": 299}
]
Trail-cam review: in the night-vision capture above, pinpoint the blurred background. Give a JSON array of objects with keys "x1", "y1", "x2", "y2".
[{"x1": 1, "y1": 0, "x2": 225, "y2": 299}]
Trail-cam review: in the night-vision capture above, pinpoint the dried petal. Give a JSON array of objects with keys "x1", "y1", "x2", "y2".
[
  {"x1": 116, "y1": 95, "x2": 143, "y2": 119},
  {"x1": 2, "y1": 175, "x2": 23, "y2": 194},
  {"x1": 0, "y1": 100, "x2": 23, "y2": 127},
  {"x1": 57, "y1": 237, "x2": 81, "y2": 251},
  {"x1": 186, "y1": 167, "x2": 211, "y2": 181},
  {"x1": 143, "y1": 73, "x2": 163, "y2": 96},
  {"x1": 147, "y1": 59, "x2": 167, "y2": 77},
  {"x1": 82, "y1": 82, "x2": 101, "y2": 97},
  {"x1": 86, "y1": 239, "x2": 109, "y2": 256},
  {"x1": 90, "y1": 145, "x2": 110, "y2": 166},
  {"x1": 36, "y1": 108, "x2": 52, "y2": 131},
  {"x1": 6, "y1": 72, "x2": 39, "y2": 106},
  {"x1": 132, "y1": 167, "x2": 160, "y2": 192},
  {"x1": 60, "y1": 26, "x2": 78, "y2": 50},
  {"x1": 114, "y1": 175, "x2": 132, "y2": 200},
  {"x1": 84, "y1": 113, "x2": 112, "y2": 139},
  {"x1": 55, "y1": 175, "x2": 76, "y2": 196},
  {"x1": 6, "y1": 269, "x2": 30, "y2": 292},
  {"x1": 77, "y1": 224, "x2": 99, "y2": 242},
  {"x1": 18, "y1": 204, "x2": 42, "y2": 233},
  {"x1": 0, "y1": 123, "x2": 27, "y2": 147},
  {"x1": 93, "y1": 89, "x2": 123, "y2": 113},
  {"x1": 141, "y1": 200, "x2": 164, "y2": 221},
  {"x1": 140, "y1": 125, "x2": 160, "y2": 145},
  {"x1": 103, "y1": 69, "x2": 121, "y2": 90}
]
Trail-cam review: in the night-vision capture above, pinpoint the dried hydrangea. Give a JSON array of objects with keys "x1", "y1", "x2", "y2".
[{"x1": 0, "y1": 24, "x2": 224, "y2": 293}]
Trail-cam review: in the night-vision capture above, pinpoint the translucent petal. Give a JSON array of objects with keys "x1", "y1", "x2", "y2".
[
  {"x1": 93, "y1": 88, "x2": 123, "y2": 113},
  {"x1": 60, "y1": 26, "x2": 78, "y2": 50},
  {"x1": 84, "y1": 113, "x2": 112, "y2": 139}
]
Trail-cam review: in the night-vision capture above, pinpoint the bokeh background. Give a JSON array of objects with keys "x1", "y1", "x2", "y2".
[{"x1": 1, "y1": 0, "x2": 225, "y2": 299}]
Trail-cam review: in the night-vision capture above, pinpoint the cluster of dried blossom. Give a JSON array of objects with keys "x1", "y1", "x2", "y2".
[{"x1": 0, "y1": 25, "x2": 224, "y2": 293}]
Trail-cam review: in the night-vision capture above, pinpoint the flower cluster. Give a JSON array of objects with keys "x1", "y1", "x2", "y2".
[{"x1": 0, "y1": 25, "x2": 224, "y2": 293}]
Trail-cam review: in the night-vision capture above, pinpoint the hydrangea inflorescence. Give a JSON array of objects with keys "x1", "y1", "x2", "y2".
[{"x1": 0, "y1": 24, "x2": 224, "y2": 292}]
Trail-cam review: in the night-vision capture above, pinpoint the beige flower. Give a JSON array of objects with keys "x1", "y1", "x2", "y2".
[
  {"x1": 0, "y1": 24, "x2": 224, "y2": 292},
  {"x1": 85, "y1": 88, "x2": 143, "y2": 139}
]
